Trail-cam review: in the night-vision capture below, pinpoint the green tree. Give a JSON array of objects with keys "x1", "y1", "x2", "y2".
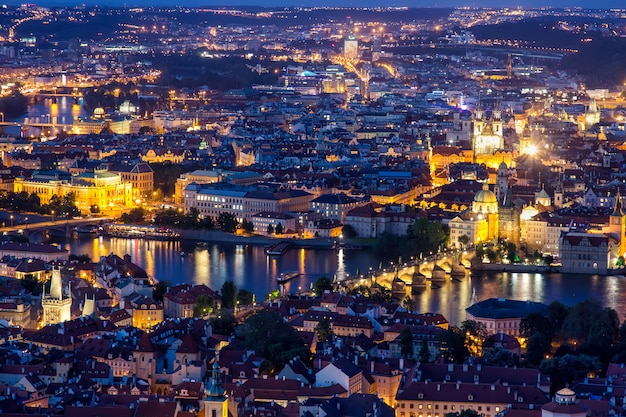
[
  {"x1": 342, "y1": 224, "x2": 357, "y2": 238},
  {"x1": 241, "y1": 219, "x2": 254, "y2": 233},
  {"x1": 236, "y1": 310, "x2": 310, "y2": 373},
  {"x1": 402, "y1": 296, "x2": 415, "y2": 313},
  {"x1": 267, "y1": 224, "x2": 274, "y2": 234},
  {"x1": 217, "y1": 212, "x2": 238, "y2": 233},
  {"x1": 418, "y1": 339, "x2": 430, "y2": 363},
  {"x1": 313, "y1": 276, "x2": 333, "y2": 296},
  {"x1": 438, "y1": 327, "x2": 468, "y2": 364},
  {"x1": 520, "y1": 312, "x2": 553, "y2": 341},
  {"x1": 525, "y1": 332, "x2": 551, "y2": 367},
  {"x1": 120, "y1": 207, "x2": 146, "y2": 224},
  {"x1": 482, "y1": 347, "x2": 520, "y2": 367},
  {"x1": 237, "y1": 289, "x2": 254, "y2": 306},
  {"x1": 461, "y1": 320, "x2": 488, "y2": 356},
  {"x1": 400, "y1": 327, "x2": 414, "y2": 359},
  {"x1": 562, "y1": 300, "x2": 619, "y2": 343},
  {"x1": 446, "y1": 409, "x2": 481, "y2": 417},
  {"x1": 547, "y1": 300, "x2": 569, "y2": 339},
  {"x1": 220, "y1": 280, "x2": 237, "y2": 309},
  {"x1": 193, "y1": 294, "x2": 214, "y2": 317},
  {"x1": 152, "y1": 280, "x2": 170, "y2": 302},
  {"x1": 315, "y1": 317, "x2": 333, "y2": 343},
  {"x1": 210, "y1": 312, "x2": 238, "y2": 335},
  {"x1": 458, "y1": 234, "x2": 470, "y2": 249},
  {"x1": 540, "y1": 354, "x2": 600, "y2": 393},
  {"x1": 275, "y1": 223, "x2": 284, "y2": 235}
]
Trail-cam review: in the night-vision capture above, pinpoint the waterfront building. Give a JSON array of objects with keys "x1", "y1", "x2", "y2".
[
  {"x1": 448, "y1": 184, "x2": 499, "y2": 247},
  {"x1": 42, "y1": 267, "x2": 72, "y2": 326},
  {"x1": 251, "y1": 211, "x2": 297, "y2": 236},
  {"x1": 559, "y1": 232, "x2": 612, "y2": 274},
  {"x1": 310, "y1": 193, "x2": 361, "y2": 222},
  {"x1": 184, "y1": 183, "x2": 312, "y2": 222},
  {"x1": 13, "y1": 169, "x2": 134, "y2": 214},
  {"x1": 465, "y1": 298, "x2": 548, "y2": 337},
  {"x1": 0, "y1": 242, "x2": 68, "y2": 262}
]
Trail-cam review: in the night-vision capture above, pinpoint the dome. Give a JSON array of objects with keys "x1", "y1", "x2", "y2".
[
  {"x1": 474, "y1": 188, "x2": 497, "y2": 204},
  {"x1": 93, "y1": 107, "x2": 105, "y2": 117}
]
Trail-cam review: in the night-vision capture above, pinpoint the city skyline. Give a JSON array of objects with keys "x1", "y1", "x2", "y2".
[{"x1": 3, "y1": 0, "x2": 626, "y2": 9}]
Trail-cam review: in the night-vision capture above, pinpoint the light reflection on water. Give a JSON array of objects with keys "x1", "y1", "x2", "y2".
[{"x1": 62, "y1": 236, "x2": 626, "y2": 326}]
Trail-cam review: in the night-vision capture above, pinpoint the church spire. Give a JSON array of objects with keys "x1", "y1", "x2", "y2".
[
  {"x1": 205, "y1": 351, "x2": 225, "y2": 399},
  {"x1": 613, "y1": 189, "x2": 624, "y2": 217},
  {"x1": 50, "y1": 266, "x2": 63, "y2": 300}
]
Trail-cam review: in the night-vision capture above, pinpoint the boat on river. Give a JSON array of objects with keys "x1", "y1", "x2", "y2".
[
  {"x1": 265, "y1": 241, "x2": 292, "y2": 256},
  {"x1": 277, "y1": 271, "x2": 300, "y2": 283},
  {"x1": 104, "y1": 224, "x2": 180, "y2": 241}
]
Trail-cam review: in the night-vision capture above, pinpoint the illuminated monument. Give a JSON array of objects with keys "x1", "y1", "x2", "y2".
[{"x1": 42, "y1": 267, "x2": 72, "y2": 326}]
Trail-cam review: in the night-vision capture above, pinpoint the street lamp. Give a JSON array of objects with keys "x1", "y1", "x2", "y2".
[
  {"x1": 10, "y1": 215, "x2": 13, "y2": 227},
  {"x1": 0, "y1": 112, "x2": 4, "y2": 123}
]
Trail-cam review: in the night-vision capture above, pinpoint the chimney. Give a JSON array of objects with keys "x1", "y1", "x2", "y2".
[
  {"x1": 463, "y1": 363, "x2": 468, "y2": 372},
  {"x1": 437, "y1": 384, "x2": 441, "y2": 391},
  {"x1": 448, "y1": 363, "x2": 454, "y2": 372},
  {"x1": 491, "y1": 385, "x2": 496, "y2": 391},
  {"x1": 354, "y1": 354, "x2": 358, "y2": 365},
  {"x1": 399, "y1": 358, "x2": 404, "y2": 371},
  {"x1": 371, "y1": 361, "x2": 375, "y2": 373}
]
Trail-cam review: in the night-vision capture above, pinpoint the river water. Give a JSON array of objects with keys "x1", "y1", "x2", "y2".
[{"x1": 56, "y1": 235, "x2": 626, "y2": 326}]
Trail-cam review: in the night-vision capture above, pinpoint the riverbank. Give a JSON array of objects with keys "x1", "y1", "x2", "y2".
[
  {"x1": 471, "y1": 263, "x2": 560, "y2": 274},
  {"x1": 175, "y1": 228, "x2": 340, "y2": 249}
]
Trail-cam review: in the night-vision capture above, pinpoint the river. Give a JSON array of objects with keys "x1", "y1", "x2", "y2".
[{"x1": 55, "y1": 235, "x2": 626, "y2": 326}]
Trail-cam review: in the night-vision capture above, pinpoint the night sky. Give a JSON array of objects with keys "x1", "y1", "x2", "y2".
[{"x1": 6, "y1": 1, "x2": 626, "y2": 9}]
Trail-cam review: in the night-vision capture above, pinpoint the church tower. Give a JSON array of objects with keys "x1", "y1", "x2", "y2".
[
  {"x1": 204, "y1": 351, "x2": 229, "y2": 417},
  {"x1": 42, "y1": 267, "x2": 72, "y2": 326},
  {"x1": 610, "y1": 189, "x2": 625, "y2": 256}
]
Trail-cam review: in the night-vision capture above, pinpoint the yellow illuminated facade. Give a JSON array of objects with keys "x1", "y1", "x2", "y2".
[{"x1": 14, "y1": 170, "x2": 133, "y2": 213}]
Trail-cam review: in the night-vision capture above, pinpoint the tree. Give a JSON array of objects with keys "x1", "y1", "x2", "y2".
[
  {"x1": 458, "y1": 234, "x2": 470, "y2": 249},
  {"x1": 217, "y1": 212, "x2": 239, "y2": 233},
  {"x1": 400, "y1": 327, "x2": 414, "y2": 359},
  {"x1": 438, "y1": 327, "x2": 468, "y2": 363},
  {"x1": 461, "y1": 320, "x2": 488, "y2": 356},
  {"x1": 418, "y1": 339, "x2": 430, "y2": 363},
  {"x1": 237, "y1": 289, "x2": 254, "y2": 306},
  {"x1": 315, "y1": 317, "x2": 333, "y2": 343},
  {"x1": 267, "y1": 224, "x2": 274, "y2": 234},
  {"x1": 482, "y1": 347, "x2": 520, "y2": 367},
  {"x1": 562, "y1": 300, "x2": 619, "y2": 343},
  {"x1": 313, "y1": 276, "x2": 333, "y2": 296},
  {"x1": 446, "y1": 410, "x2": 481, "y2": 417},
  {"x1": 540, "y1": 354, "x2": 600, "y2": 393},
  {"x1": 525, "y1": 332, "x2": 551, "y2": 367},
  {"x1": 520, "y1": 312, "x2": 553, "y2": 341},
  {"x1": 547, "y1": 300, "x2": 569, "y2": 339},
  {"x1": 221, "y1": 281, "x2": 237, "y2": 309},
  {"x1": 241, "y1": 219, "x2": 254, "y2": 233},
  {"x1": 275, "y1": 223, "x2": 284, "y2": 235},
  {"x1": 152, "y1": 280, "x2": 170, "y2": 302},
  {"x1": 210, "y1": 312, "x2": 238, "y2": 335},
  {"x1": 402, "y1": 296, "x2": 415, "y2": 313},
  {"x1": 193, "y1": 294, "x2": 214, "y2": 317},
  {"x1": 236, "y1": 310, "x2": 310, "y2": 373},
  {"x1": 342, "y1": 224, "x2": 357, "y2": 238},
  {"x1": 120, "y1": 207, "x2": 146, "y2": 224}
]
